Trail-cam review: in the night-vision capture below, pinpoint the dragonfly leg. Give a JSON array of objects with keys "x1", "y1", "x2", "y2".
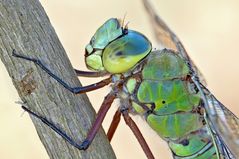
[
  {"x1": 107, "y1": 109, "x2": 121, "y2": 142},
  {"x1": 81, "y1": 92, "x2": 116, "y2": 149},
  {"x1": 22, "y1": 92, "x2": 116, "y2": 150},
  {"x1": 22, "y1": 105, "x2": 86, "y2": 149},
  {"x1": 12, "y1": 50, "x2": 111, "y2": 94},
  {"x1": 122, "y1": 109, "x2": 155, "y2": 159},
  {"x1": 74, "y1": 69, "x2": 108, "y2": 77}
]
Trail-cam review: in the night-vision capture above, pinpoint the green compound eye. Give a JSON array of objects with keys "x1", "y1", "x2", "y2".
[
  {"x1": 87, "y1": 18, "x2": 122, "y2": 52},
  {"x1": 102, "y1": 30, "x2": 151, "y2": 73},
  {"x1": 85, "y1": 18, "x2": 123, "y2": 71}
]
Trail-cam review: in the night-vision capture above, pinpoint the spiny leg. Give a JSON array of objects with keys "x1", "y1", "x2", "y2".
[
  {"x1": 12, "y1": 49, "x2": 111, "y2": 94},
  {"x1": 122, "y1": 109, "x2": 155, "y2": 159},
  {"x1": 22, "y1": 92, "x2": 116, "y2": 150},
  {"x1": 107, "y1": 109, "x2": 121, "y2": 142}
]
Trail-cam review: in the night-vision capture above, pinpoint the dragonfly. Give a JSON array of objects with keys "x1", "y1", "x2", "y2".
[{"x1": 12, "y1": 0, "x2": 239, "y2": 158}]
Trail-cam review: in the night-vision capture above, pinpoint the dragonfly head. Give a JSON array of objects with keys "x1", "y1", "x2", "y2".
[{"x1": 85, "y1": 18, "x2": 152, "y2": 74}]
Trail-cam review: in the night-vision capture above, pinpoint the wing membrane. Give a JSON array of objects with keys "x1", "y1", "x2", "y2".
[
  {"x1": 214, "y1": 132, "x2": 235, "y2": 159},
  {"x1": 204, "y1": 87, "x2": 239, "y2": 158}
]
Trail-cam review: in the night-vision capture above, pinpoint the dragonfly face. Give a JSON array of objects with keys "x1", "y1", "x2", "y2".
[{"x1": 85, "y1": 18, "x2": 152, "y2": 74}]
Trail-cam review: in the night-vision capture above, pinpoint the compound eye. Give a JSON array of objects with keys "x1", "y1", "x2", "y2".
[
  {"x1": 89, "y1": 18, "x2": 122, "y2": 50},
  {"x1": 103, "y1": 30, "x2": 151, "y2": 73}
]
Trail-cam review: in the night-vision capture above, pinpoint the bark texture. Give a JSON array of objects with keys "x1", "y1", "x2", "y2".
[{"x1": 0, "y1": 0, "x2": 116, "y2": 159}]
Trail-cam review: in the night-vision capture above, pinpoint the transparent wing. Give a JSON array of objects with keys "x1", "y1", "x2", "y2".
[
  {"x1": 214, "y1": 133, "x2": 235, "y2": 159},
  {"x1": 198, "y1": 86, "x2": 239, "y2": 158},
  {"x1": 142, "y1": 0, "x2": 206, "y2": 85},
  {"x1": 190, "y1": 79, "x2": 239, "y2": 158}
]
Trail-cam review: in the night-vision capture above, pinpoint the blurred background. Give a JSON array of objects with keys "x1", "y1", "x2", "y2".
[{"x1": 0, "y1": 0, "x2": 239, "y2": 158}]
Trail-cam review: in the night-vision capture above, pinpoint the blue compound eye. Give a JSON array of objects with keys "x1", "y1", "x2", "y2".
[{"x1": 102, "y1": 30, "x2": 152, "y2": 73}]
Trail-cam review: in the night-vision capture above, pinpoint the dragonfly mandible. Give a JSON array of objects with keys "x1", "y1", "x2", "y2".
[{"x1": 12, "y1": 0, "x2": 239, "y2": 158}]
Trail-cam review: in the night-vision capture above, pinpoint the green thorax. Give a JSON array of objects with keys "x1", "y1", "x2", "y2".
[
  {"x1": 125, "y1": 49, "x2": 203, "y2": 139},
  {"x1": 124, "y1": 49, "x2": 218, "y2": 158},
  {"x1": 141, "y1": 52, "x2": 200, "y2": 139}
]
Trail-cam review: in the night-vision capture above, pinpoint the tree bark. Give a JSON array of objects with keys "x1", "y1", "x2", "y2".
[{"x1": 0, "y1": 0, "x2": 116, "y2": 159}]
